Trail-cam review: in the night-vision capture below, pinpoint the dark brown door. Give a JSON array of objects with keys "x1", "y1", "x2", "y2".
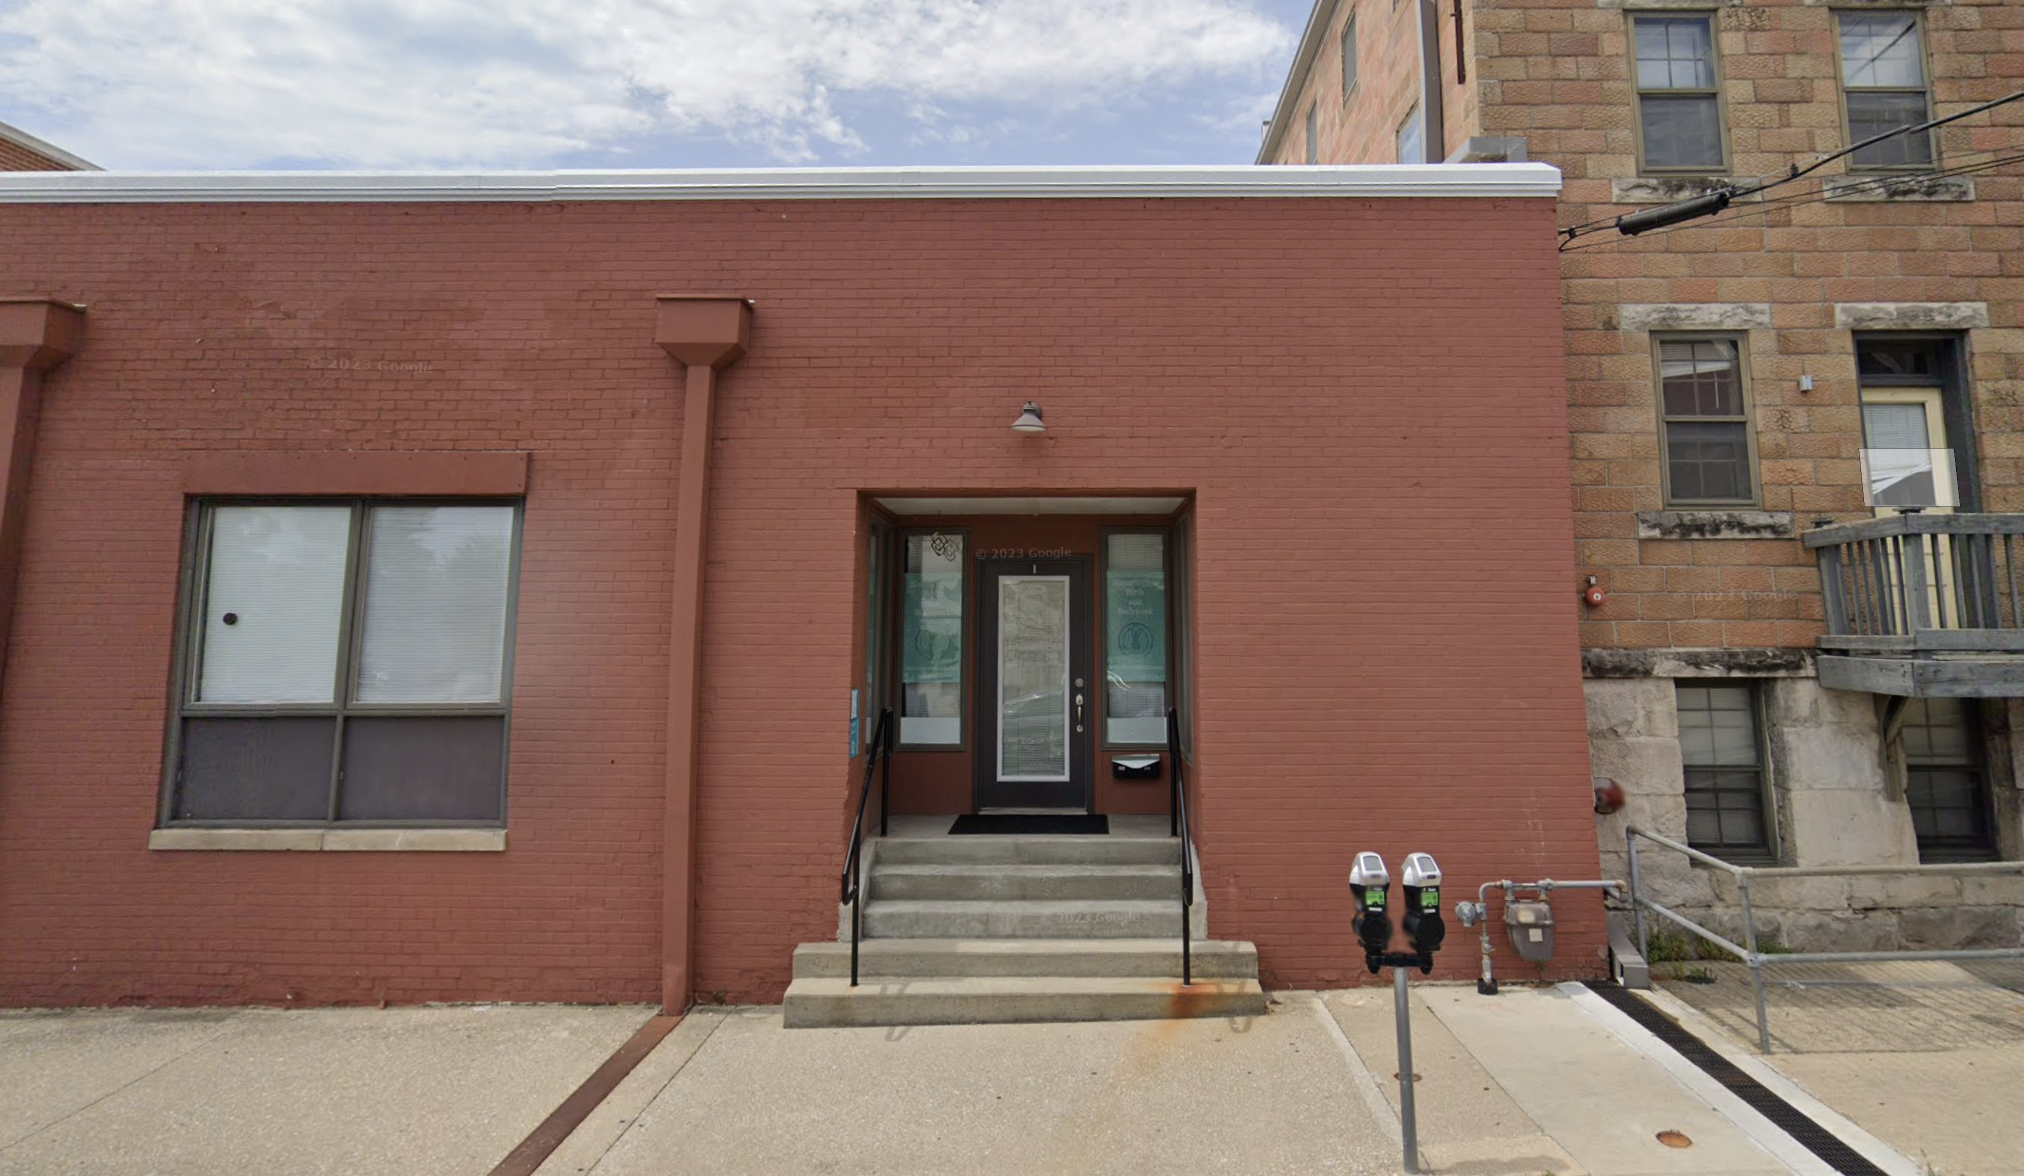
[{"x1": 975, "y1": 558, "x2": 1093, "y2": 810}]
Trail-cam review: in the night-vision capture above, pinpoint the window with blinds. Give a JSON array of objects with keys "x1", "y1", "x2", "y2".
[{"x1": 167, "y1": 500, "x2": 519, "y2": 826}]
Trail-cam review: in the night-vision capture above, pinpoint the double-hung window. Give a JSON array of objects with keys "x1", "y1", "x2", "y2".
[
  {"x1": 1900, "y1": 699, "x2": 1995, "y2": 861},
  {"x1": 1632, "y1": 14, "x2": 1725, "y2": 172},
  {"x1": 1657, "y1": 335, "x2": 1756, "y2": 506},
  {"x1": 1678, "y1": 684, "x2": 1773, "y2": 860},
  {"x1": 165, "y1": 501, "x2": 520, "y2": 826},
  {"x1": 1838, "y1": 11, "x2": 1932, "y2": 169}
]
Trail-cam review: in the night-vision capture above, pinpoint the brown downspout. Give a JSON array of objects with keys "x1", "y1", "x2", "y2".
[
  {"x1": 653, "y1": 296, "x2": 752, "y2": 1013},
  {"x1": 0, "y1": 299, "x2": 84, "y2": 705}
]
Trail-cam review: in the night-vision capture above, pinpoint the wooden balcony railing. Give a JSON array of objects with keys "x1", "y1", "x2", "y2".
[{"x1": 1805, "y1": 514, "x2": 2024, "y2": 655}]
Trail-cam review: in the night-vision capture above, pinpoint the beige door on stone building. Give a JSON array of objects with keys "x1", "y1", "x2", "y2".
[{"x1": 1862, "y1": 387, "x2": 1955, "y2": 627}]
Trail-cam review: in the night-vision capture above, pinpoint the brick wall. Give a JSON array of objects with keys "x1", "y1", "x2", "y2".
[{"x1": 0, "y1": 192, "x2": 1601, "y2": 1004}]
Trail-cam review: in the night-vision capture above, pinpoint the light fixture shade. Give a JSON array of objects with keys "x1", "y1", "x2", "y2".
[{"x1": 1011, "y1": 401, "x2": 1046, "y2": 433}]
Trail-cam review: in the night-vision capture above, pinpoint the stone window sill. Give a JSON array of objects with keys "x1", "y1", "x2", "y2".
[
  {"x1": 149, "y1": 828, "x2": 506, "y2": 852},
  {"x1": 1824, "y1": 174, "x2": 1972, "y2": 203},
  {"x1": 1638, "y1": 510, "x2": 1795, "y2": 540},
  {"x1": 1611, "y1": 176, "x2": 1761, "y2": 205}
]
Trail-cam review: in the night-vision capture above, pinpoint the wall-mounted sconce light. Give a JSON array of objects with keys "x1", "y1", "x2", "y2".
[{"x1": 1011, "y1": 402, "x2": 1046, "y2": 433}]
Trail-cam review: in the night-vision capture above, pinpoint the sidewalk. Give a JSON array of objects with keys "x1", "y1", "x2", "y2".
[
  {"x1": 535, "y1": 985, "x2": 1844, "y2": 1176},
  {"x1": 0, "y1": 1004, "x2": 646, "y2": 1176},
  {"x1": 0, "y1": 983, "x2": 1959, "y2": 1175},
  {"x1": 1649, "y1": 959, "x2": 2024, "y2": 1176}
]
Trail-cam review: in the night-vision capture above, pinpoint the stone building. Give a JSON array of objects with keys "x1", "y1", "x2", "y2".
[
  {"x1": 0, "y1": 120, "x2": 96, "y2": 172},
  {"x1": 1260, "y1": 0, "x2": 2024, "y2": 949}
]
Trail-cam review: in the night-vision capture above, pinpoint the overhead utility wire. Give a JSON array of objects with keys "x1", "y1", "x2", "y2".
[
  {"x1": 1556, "y1": 86, "x2": 2024, "y2": 245},
  {"x1": 1556, "y1": 149, "x2": 2024, "y2": 253},
  {"x1": 1557, "y1": 150, "x2": 2024, "y2": 252}
]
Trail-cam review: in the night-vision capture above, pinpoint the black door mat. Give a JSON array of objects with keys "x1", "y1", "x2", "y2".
[{"x1": 949, "y1": 814, "x2": 1109, "y2": 836}]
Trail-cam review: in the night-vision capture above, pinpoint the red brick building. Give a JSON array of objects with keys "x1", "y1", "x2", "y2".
[{"x1": 0, "y1": 166, "x2": 1604, "y2": 1016}]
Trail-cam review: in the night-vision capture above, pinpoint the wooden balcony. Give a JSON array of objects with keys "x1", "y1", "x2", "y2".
[{"x1": 1806, "y1": 513, "x2": 2024, "y2": 696}]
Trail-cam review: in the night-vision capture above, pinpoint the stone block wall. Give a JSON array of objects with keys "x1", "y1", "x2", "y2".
[
  {"x1": 1264, "y1": 0, "x2": 1477, "y2": 165},
  {"x1": 1592, "y1": 673, "x2": 2024, "y2": 952}
]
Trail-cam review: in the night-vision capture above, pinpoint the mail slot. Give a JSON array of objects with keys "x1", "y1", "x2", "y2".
[{"x1": 1111, "y1": 755, "x2": 1162, "y2": 781}]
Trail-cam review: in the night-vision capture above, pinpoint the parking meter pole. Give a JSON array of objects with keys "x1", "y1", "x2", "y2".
[{"x1": 1393, "y1": 965, "x2": 1419, "y2": 1173}]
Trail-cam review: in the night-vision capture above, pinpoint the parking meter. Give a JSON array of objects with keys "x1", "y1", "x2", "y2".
[
  {"x1": 1401, "y1": 853, "x2": 1445, "y2": 957},
  {"x1": 1349, "y1": 852, "x2": 1392, "y2": 957}
]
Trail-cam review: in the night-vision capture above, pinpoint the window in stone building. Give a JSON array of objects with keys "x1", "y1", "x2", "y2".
[
  {"x1": 1342, "y1": 15, "x2": 1359, "y2": 100},
  {"x1": 164, "y1": 501, "x2": 520, "y2": 826},
  {"x1": 1837, "y1": 11, "x2": 1932, "y2": 170},
  {"x1": 1396, "y1": 104, "x2": 1422, "y2": 165},
  {"x1": 1678, "y1": 683, "x2": 1773, "y2": 860},
  {"x1": 1306, "y1": 102, "x2": 1320, "y2": 164},
  {"x1": 1656, "y1": 335, "x2": 1756, "y2": 506},
  {"x1": 1631, "y1": 14, "x2": 1726, "y2": 172},
  {"x1": 1899, "y1": 698, "x2": 1996, "y2": 861}
]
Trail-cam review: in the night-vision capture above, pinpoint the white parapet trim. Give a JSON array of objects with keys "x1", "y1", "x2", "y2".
[{"x1": 0, "y1": 163, "x2": 1563, "y2": 204}]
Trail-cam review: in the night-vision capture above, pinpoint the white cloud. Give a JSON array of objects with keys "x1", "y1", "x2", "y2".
[{"x1": 0, "y1": 0, "x2": 1293, "y2": 168}]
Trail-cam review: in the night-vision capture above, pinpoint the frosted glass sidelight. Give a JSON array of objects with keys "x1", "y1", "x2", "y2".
[
  {"x1": 356, "y1": 506, "x2": 514, "y2": 704},
  {"x1": 901, "y1": 533, "x2": 964, "y2": 744},
  {"x1": 197, "y1": 506, "x2": 351, "y2": 704},
  {"x1": 1105, "y1": 533, "x2": 1168, "y2": 745},
  {"x1": 998, "y1": 576, "x2": 1069, "y2": 781}
]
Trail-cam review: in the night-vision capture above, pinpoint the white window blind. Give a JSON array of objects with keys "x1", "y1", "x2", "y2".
[
  {"x1": 355, "y1": 506, "x2": 514, "y2": 704},
  {"x1": 197, "y1": 506, "x2": 350, "y2": 704}
]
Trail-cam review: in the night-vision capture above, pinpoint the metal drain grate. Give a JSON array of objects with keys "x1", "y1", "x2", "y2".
[{"x1": 1583, "y1": 980, "x2": 1887, "y2": 1176}]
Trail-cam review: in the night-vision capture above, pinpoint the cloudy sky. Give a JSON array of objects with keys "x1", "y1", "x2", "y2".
[{"x1": 0, "y1": 0, "x2": 1312, "y2": 171}]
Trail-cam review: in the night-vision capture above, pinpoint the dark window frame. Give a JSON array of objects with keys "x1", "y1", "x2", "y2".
[
  {"x1": 1655, "y1": 332, "x2": 1760, "y2": 508},
  {"x1": 1900, "y1": 698, "x2": 1999, "y2": 862},
  {"x1": 160, "y1": 496, "x2": 523, "y2": 829},
  {"x1": 1677, "y1": 681, "x2": 1777, "y2": 863},
  {"x1": 1630, "y1": 12, "x2": 1730, "y2": 175},
  {"x1": 1834, "y1": 9, "x2": 1935, "y2": 172}
]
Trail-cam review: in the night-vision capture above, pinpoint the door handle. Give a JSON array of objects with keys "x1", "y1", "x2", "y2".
[{"x1": 1075, "y1": 693, "x2": 1084, "y2": 732}]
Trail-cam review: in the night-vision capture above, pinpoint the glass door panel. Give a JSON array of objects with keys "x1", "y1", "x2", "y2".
[{"x1": 997, "y1": 576, "x2": 1070, "y2": 781}]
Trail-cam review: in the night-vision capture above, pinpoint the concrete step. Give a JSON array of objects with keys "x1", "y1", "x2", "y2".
[
  {"x1": 863, "y1": 899, "x2": 1181, "y2": 939},
  {"x1": 792, "y1": 938, "x2": 1258, "y2": 981},
  {"x1": 872, "y1": 863, "x2": 1177, "y2": 902},
  {"x1": 782, "y1": 976, "x2": 1266, "y2": 1028},
  {"x1": 873, "y1": 836, "x2": 1180, "y2": 867}
]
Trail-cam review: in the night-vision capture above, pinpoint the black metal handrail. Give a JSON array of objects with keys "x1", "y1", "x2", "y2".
[
  {"x1": 1167, "y1": 707, "x2": 1193, "y2": 988},
  {"x1": 841, "y1": 707, "x2": 895, "y2": 988}
]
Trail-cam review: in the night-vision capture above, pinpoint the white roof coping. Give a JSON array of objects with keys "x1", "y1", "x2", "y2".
[{"x1": 0, "y1": 163, "x2": 1560, "y2": 204}]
